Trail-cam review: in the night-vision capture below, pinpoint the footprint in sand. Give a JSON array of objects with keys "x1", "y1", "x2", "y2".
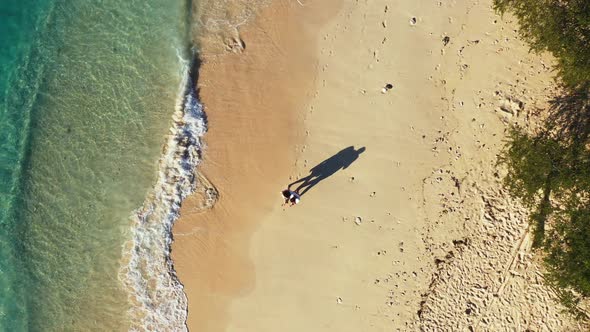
[{"x1": 443, "y1": 36, "x2": 451, "y2": 46}]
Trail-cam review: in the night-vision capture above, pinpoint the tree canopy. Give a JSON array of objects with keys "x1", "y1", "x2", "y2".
[
  {"x1": 496, "y1": 0, "x2": 590, "y2": 318},
  {"x1": 495, "y1": 0, "x2": 590, "y2": 89}
]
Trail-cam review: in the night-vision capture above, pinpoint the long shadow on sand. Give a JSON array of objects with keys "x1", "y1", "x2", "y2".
[{"x1": 289, "y1": 146, "x2": 366, "y2": 196}]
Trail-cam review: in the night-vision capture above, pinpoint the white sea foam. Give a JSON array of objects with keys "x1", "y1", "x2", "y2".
[{"x1": 119, "y1": 55, "x2": 207, "y2": 331}]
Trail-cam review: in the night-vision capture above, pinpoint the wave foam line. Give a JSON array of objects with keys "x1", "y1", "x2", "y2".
[{"x1": 119, "y1": 55, "x2": 206, "y2": 331}]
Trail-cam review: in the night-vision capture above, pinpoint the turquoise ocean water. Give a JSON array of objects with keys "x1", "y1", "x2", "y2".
[{"x1": 0, "y1": 0, "x2": 195, "y2": 330}]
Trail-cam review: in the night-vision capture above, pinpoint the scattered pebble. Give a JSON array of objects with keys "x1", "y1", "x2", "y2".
[
  {"x1": 355, "y1": 216, "x2": 362, "y2": 225},
  {"x1": 381, "y1": 83, "x2": 394, "y2": 93},
  {"x1": 337, "y1": 297, "x2": 343, "y2": 304},
  {"x1": 410, "y1": 17, "x2": 417, "y2": 25}
]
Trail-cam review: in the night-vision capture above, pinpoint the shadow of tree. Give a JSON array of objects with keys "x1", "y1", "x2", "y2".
[
  {"x1": 495, "y1": 0, "x2": 590, "y2": 320},
  {"x1": 500, "y1": 88, "x2": 590, "y2": 318},
  {"x1": 544, "y1": 90, "x2": 590, "y2": 142}
]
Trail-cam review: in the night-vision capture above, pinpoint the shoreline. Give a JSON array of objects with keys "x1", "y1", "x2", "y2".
[
  {"x1": 0, "y1": 1, "x2": 195, "y2": 330},
  {"x1": 122, "y1": 56, "x2": 206, "y2": 330},
  {"x1": 171, "y1": 1, "x2": 342, "y2": 330}
]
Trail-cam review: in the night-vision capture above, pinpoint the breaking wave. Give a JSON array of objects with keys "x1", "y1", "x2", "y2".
[{"x1": 119, "y1": 54, "x2": 209, "y2": 331}]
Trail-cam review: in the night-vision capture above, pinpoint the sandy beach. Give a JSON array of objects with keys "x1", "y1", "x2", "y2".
[{"x1": 173, "y1": 0, "x2": 587, "y2": 330}]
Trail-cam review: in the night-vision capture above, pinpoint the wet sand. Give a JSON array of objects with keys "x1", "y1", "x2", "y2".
[{"x1": 171, "y1": 1, "x2": 341, "y2": 330}]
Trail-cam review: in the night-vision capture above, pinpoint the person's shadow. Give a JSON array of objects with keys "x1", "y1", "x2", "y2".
[{"x1": 289, "y1": 146, "x2": 366, "y2": 196}]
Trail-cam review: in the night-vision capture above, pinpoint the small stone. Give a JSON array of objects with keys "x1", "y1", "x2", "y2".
[
  {"x1": 355, "y1": 216, "x2": 362, "y2": 225},
  {"x1": 381, "y1": 83, "x2": 394, "y2": 93},
  {"x1": 337, "y1": 297, "x2": 343, "y2": 304}
]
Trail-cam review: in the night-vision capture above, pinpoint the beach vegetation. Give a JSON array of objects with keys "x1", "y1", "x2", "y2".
[
  {"x1": 495, "y1": 0, "x2": 590, "y2": 319},
  {"x1": 500, "y1": 98, "x2": 590, "y2": 318},
  {"x1": 494, "y1": 0, "x2": 590, "y2": 89}
]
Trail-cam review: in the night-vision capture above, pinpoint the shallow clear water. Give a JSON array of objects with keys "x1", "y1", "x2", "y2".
[{"x1": 0, "y1": 0, "x2": 190, "y2": 330}]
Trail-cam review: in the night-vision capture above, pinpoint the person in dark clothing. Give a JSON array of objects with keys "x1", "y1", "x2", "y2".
[{"x1": 281, "y1": 189, "x2": 301, "y2": 206}]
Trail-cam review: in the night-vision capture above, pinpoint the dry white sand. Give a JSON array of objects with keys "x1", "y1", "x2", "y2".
[{"x1": 173, "y1": 0, "x2": 588, "y2": 331}]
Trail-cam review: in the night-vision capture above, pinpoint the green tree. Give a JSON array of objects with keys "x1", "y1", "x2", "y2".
[
  {"x1": 500, "y1": 129, "x2": 568, "y2": 247},
  {"x1": 495, "y1": 1, "x2": 590, "y2": 316},
  {"x1": 494, "y1": 0, "x2": 590, "y2": 89},
  {"x1": 500, "y1": 126, "x2": 590, "y2": 317}
]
